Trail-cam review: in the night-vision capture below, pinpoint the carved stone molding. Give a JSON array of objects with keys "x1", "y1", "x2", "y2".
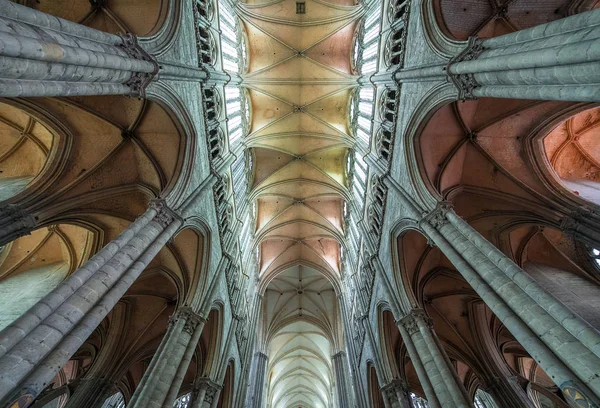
[
  {"x1": 447, "y1": 36, "x2": 484, "y2": 101},
  {"x1": 399, "y1": 314, "x2": 419, "y2": 335},
  {"x1": 118, "y1": 34, "x2": 159, "y2": 98},
  {"x1": 382, "y1": 379, "x2": 409, "y2": 404},
  {"x1": 400, "y1": 308, "x2": 433, "y2": 334},
  {"x1": 149, "y1": 199, "x2": 184, "y2": 228},
  {"x1": 420, "y1": 201, "x2": 453, "y2": 230},
  {"x1": 0, "y1": 203, "x2": 37, "y2": 246}
]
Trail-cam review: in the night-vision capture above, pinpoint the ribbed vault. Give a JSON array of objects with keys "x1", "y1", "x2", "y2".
[{"x1": 239, "y1": 0, "x2": 359, "y2": 406}]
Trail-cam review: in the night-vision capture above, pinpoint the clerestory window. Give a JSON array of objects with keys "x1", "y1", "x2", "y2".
[
  {"x1": 474, "y1": 388, "x2": 499, "y2": 408},
  {"x1": 101, "y1": 392, "x2": 126, "y2": 408},
  {"x1": 410, "y1": 392, "x2": 430, "y2": 408},
  {"x1": 173, "y1": 393, "x2": 192, "y2": 408}
]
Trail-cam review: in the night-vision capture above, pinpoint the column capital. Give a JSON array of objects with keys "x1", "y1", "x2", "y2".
[
  {"x1": 382, "y1": 378, "x2": 409, "y2": 401},
  {"x1": 419, "y1": 201, "x2": 453, "y2": 230},
  {"x1": 399, "y1": 309, "x2": 433, "y2": 334},
  {"x1": 194, "y1": 378, "x2": 222, "y2": 402},
  {"x1": 168, "y1": 307, "x2": 206, "y2": 332},
  {"x1": 149, "y1": 199, "x2": 184, "y2": 228},
  {"x1": 332, "y1": 351, "x2": 347, "y2": 360},
  {"x1": 118, "y1": 33, "x2": 159, "y2": 98},
  {"x1": 447, "y1": 36, "x2": 484, "y2": 101}
]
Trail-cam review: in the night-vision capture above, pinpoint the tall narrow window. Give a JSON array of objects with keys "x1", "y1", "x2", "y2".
[
  {"x1": 474, "y1": 389, "x2": 498, "y2": 408},
  {"x1": 101, "y1": 392, "x2": 126, "y2": 408},
  {"x1": 217, "y1": 2, "x2": 242, "y2": 73},
  {"x1": 296, "y1": 1, "x2": 306, "y2": 14}
]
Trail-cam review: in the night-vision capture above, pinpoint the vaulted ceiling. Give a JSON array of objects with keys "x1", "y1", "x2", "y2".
[{"x1": 238, "y1": 0, "x2": 360, "y2": 406}]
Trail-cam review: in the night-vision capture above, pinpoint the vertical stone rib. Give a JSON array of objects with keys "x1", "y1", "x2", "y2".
[
  {"x1": 162, "y1": 317, "x2": 206, "y2": 408},
  {"x1": 413, "y1": 314, "x2": 471, "y2": 407},
  {"x1": 446, "y1": 211, "x2": 600, "y2": 360}
]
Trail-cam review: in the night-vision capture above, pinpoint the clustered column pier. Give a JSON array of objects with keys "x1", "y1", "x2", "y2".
[
  {"x1": 0, "y1": 200, "x2": 183, "y2": 407},
  {"x1": 419, "y1": 203, "x2": 600, "y2": 407},
  {"x1": 0, "y1": 0, "x2": 158, "y2": 97}
]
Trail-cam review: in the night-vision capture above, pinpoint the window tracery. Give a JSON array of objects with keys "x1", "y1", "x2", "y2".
[
  {"x1": 218, "y1": 1, "x2": 246, "y2": 74},
  {"x1": 591, "y1": 247, "x2": 600, "y2": 268},
  {"x1": 101, "y1": 392, "x2": 126, "y2": 408},
  {"x1": 173, "y1": 393, "x2": 192, "y2": 408},
  {"x1": 410, "y1": 392, "x2": 430, "y2": 408},
  {"x1": 384, "y1": 0, "x2": 409, "y2": 68},
  {"x1": 474, "y1": 388, "x2": 499, "y2": 408}
]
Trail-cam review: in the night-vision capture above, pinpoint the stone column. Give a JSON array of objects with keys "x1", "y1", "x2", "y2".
[
  {"x1": 0, "y1": 199, "x2": 183, "y2": 408},
  {"x1": 63, "y1": 377, "x2": 114, "y2": 408},
  {"x1": 396, "y1": 319, "x2": 440, "y2": 408},
  {"x1": 381, "y1": 379, "x2": 411, "y2": 408},
  {"x1": 245, "y1": 352, "x2": 268, "y2": 408},
  {"x1": 399, "y1": 309, "x2": 472, "y2": 408},
  {"x1": 0, "y1": 0, "x2": 158, "y2": 97},
  {"x1": 129, "y1": 307, "x2": 205, "y2": 408},
  {"x1": 332, "y1": 351, "x2": 352, "y2": 408},
  {"x1": 191, "y1": 379, "x2": 222, "y2": 408},
  {"x1": 396, "y1": 9, "x2": 600, "y2": 103},
  {"x1": 420, "y1": 203, "x2": 600, "y2": 407},
  {"x1": 447, "y1": 10, "x2": 600, "y2": 102}
]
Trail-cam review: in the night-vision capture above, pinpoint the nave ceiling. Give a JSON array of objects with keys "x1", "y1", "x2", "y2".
[{"x1": 238, "y1": 0, "x2": 359, "y2": 406}]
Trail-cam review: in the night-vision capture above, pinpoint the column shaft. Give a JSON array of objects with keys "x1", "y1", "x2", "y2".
[
  {"x1": 246, "y1": 352, "x2": 268, "y2": 408},
  {"x1": 191, "y1": 380, "x2": 222, "y2": 408},
  {"x1": 421, "y1": 209, "x2": 600, "y2": 406},
  {"x1": 381, "y1": 380, "x2": 411, "y2": 408},
  {"x1": 400, "y1": 311, "x2": 472, "y2": 407},
  {"x1": 446, "y1": 10, "x2": 600, "y2": 102},
  {"x1": 63, "y1": 377, "x2": 113, "y2": 408},
  {"x1": 128, "y1": 308, "x2": 205, "y2": 408},
  {"x1": 332, "y1": 351, "x2": 351, "y2": 408},
  {"x1": 396, "y1": 322, "x2": 440, "y2": 408},
  {"x1": 415, "y1": 316, "x2": 471, "y2": 407},
  {"x1": 164, "y1": 318, "x2": 206, "y2": 407},
  {"x1": 0, "y1": 0, "x2": 158, "y2": 97},
  {"x1": 0, "y1": 202, "x2": 182, "y2": 407}
]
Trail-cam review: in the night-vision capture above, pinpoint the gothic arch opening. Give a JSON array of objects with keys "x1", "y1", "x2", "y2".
[
  {"x1": 12, "y1": 95, "x2": 187, "y2": 229},
  {"x1": 262, "y1": 266, "x2": 339, "y2": 408},
  {"x1": 367, "y1": 363, "x2": 385, "y2": 408},
  {"x1": 198, "y1": 308, "x2": 223, "y2": 380},
  {"x1": 0, "y1": 100, "x2": 66, "y2": 203},
  {"x1": 216, "y1": 361, "x2": 234, "y2": 408},
  {"x1": 26, "y1": 0, "x2": 170, "y2": 36},
  {"x1": 433, "y1": 0, "x2": 599, "y2": 41}
]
